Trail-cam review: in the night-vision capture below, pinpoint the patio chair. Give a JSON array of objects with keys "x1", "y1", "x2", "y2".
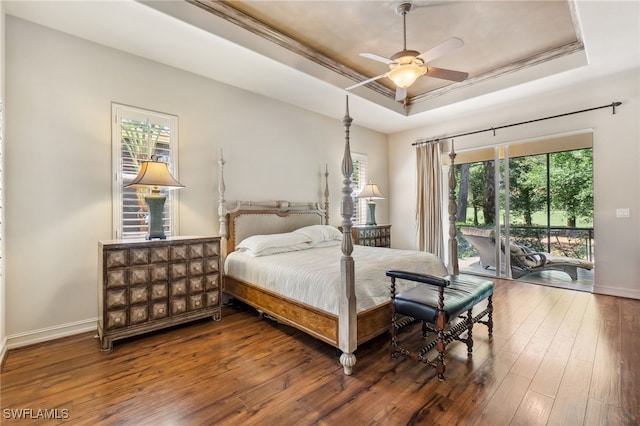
[
  {"x1": 460, "y1": 226, "x2": 594, "y2": 280},
  {"x1": 506, "y1": 241, "x2": 593, "y2": 280},
  {"x1": 459, "y1": 227, "x2": 497, "y2": 269}
]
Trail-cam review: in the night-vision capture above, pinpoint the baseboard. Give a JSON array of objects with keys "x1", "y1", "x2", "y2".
[
  {"x1": 593, "y1": 285, "x2": 640, "y2": 300},
  {"x1": 6, "y1": 318, "x2": 97, "y2": 350},
  {"x1": 0, "y1": 337, "x2": 8, "y2": 370}
]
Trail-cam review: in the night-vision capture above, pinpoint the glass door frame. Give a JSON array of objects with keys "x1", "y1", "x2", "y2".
[{"x1": 449, "y1": 130, "x2": 594, "y2": 281}]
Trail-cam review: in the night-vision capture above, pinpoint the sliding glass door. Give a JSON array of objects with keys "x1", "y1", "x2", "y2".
[{"x1": 454, "y1": 133, "x2": 594, "y2": 287}]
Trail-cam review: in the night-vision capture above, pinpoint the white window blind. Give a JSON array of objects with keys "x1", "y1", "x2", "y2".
[
  {"x1": 112, "y1": 104, "x2": 179, "y2": 239},
  {"x1": 352, "y1": 153, "x2": 368, "y2": 225}
]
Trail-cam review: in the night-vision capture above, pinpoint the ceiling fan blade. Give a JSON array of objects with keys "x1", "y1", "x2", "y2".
[
  {"x1": 426, "y1": 66, "x2": 469, "y2": 82},
  {"x1": 395, "y1": 86, "x2": 407, "y2": 102},
  {"x1": 360, "y1": 52, "x2": 395, "y2": 65},
  {"x1": 345, "y1": 72, "x2": 389, "y2": 91},
  {"x1": 417, "y1": 37, "x2": 464, "y2": 63}
]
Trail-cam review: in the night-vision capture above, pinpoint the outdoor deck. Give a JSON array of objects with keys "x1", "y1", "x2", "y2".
[{"x1": 460, "y1": 257, "x2": 594, "y2": 293}]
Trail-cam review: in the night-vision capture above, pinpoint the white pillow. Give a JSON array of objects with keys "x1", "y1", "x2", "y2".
[
  {"x1": 309, "y1": 239, "x2": 341, "y2": 248},
  {"x1": 236, "y1": 232, "x2": 311, "y2": 256},
  {"x1": 293, "y1": 225, "x2": 342, "y2": 243}
]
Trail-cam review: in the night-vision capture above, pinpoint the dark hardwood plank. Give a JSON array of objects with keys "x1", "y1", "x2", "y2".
[
  {"x1": 619, "y1": 297, "x2": 640, "y2": 425},
  {"x1": 589, "y1": 295, "x2": 622, "y2": 406},
  {"x1": 1, "y1": 279, "x2": 639, "y2": 425}
]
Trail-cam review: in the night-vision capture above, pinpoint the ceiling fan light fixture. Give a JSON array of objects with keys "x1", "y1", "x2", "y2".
[
  {"x1": 388, "y1": 63, "x2": 426, "y2": 88},
  {"x1": 347, "y1": 1, "x2": 467, "y2": 99}
]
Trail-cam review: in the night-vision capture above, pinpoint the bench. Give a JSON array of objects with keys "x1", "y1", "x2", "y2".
[{"x1": 386, "y1": 271, "x2": 494, "y2": 381}]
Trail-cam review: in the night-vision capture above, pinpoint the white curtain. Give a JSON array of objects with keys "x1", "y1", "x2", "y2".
[{"x1": 416, "y1": 143, "x2": 444, "y2": 256}]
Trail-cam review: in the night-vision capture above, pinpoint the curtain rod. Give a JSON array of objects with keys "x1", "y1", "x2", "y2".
[{"x1": 413, "y1": 101, "x2": 622, "y2": 146}]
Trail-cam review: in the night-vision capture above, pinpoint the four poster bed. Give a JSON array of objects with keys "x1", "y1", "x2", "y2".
[{"x1": 217, "y1": 98, "x2": 453, "y2": 375}]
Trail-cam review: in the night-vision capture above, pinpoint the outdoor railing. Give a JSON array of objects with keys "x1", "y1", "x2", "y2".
[
  {"x1": 507, "y1": 225, "x2": 594, "y2": 261},
  {"x1": 457, "y1": 225, "x2": 595, "y2": 262}
]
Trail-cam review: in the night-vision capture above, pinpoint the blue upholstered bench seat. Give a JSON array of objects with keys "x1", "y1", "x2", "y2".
[{"x1": 392, "y1": 274, "x2": 494, "y2": 324}]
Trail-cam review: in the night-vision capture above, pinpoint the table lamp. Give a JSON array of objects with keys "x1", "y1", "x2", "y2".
[
  {"x1": 356, "y1": 182, "x2": 385, "y2": 225},
  {"x1": 125, "y1": 156, "x2": 184, "y2": 239}
]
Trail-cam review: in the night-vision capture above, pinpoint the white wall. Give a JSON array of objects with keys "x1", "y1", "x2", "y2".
[
  {"x1": 4, "y1": 17, "x2": 388, "y2": 346},
  {"x1": 389, "y1": 68, "x2": 640, "y2": 300},
  {"x1": 0, "y1": 2, "x2": 7, "y2": 362}
]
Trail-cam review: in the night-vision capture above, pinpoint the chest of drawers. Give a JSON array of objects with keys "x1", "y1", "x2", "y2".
[
  {"x1": 351, "y1": 224, "x2": 391, "y2": 248},
  {"x1": 97, "y1": 236, "x2": 221, "y2": 350}
]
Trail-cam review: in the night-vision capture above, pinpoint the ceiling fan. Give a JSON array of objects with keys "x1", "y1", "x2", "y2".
[{"x1": 346, "y1": 2, "x2": 469, "y2": 102}]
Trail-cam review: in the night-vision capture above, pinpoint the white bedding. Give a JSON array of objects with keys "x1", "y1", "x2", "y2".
[{"x1": 224, "y1": 245, "x2": 447, "y2": 315}]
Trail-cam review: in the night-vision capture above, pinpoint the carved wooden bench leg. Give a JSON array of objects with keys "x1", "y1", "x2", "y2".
[
  {"x1": 488, "y1": 296, "x2": 494, "y2": 335},
  {"x1": 478, "y1": 295, "x2": 494, "y2": 336},
  {"x1": 466, "y1": 308, "x2": 474, "y2": 354},
  {"x1": 436, "y1": 313, "x2": 446, "y2": 381}
]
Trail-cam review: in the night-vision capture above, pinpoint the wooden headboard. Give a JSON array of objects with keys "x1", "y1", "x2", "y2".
[{"x1": 223, "y1": 201, "x2": 326, "y2": 256}]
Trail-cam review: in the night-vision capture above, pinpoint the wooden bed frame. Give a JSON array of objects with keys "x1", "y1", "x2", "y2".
[
  {"x1": 221, "y1": 202, "x2": 391, "y2": 351},
  {"x1": 217, "y1": 97, "x2": 459, "y2": 375}
]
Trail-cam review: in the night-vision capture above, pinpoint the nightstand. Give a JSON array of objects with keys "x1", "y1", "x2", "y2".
[{"x1": 351, "y1": 224, "x2": 391, "y2": 248}]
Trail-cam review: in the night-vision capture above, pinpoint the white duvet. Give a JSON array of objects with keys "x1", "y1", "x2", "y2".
[{"x1": 224, "y1": 245, "x2": 447, "y2": 315}]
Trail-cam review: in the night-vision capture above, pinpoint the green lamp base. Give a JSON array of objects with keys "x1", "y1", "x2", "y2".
[
  {"x1": 365, "y1": 202, "x2": 377, "y2": 226},
  {"x1": 145, "y1": 194, "x2": 167, "y2": 240}
]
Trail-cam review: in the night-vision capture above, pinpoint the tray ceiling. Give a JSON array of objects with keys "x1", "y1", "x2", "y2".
[
  {"x1": 5, "y1": 0, "x2": 637, "y2": 133},
  {"x1": 187, "y1": 0, "x2": 585, "y2": 114}
]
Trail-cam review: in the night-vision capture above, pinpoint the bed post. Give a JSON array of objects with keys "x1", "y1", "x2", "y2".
[
  {"x1": 218, "y1": 149, "x2": 228, "y2": 249},
  {"x1": 324, "y1": 164, "x2": 330, "y2": 225},
  {"x1": 448, "y1": 140, "x2": 459, "y2": 275},
  {"x1": 339, "y1": 96, "x2": 357, "y2": 375}
]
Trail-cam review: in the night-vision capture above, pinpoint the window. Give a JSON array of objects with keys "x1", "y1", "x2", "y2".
[
  {"x1": 112, "y1": 104, "x2": 179, "y2": 239},
  {"x1": 352, "y1": 153, "x2": 367, "y2": 225}
]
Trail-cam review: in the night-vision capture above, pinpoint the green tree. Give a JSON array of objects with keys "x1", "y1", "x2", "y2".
[
  {"x1": 550, "y1": 149, "x2": 593, "y2": 227},
  {"x1": 468, "y1": 163, "x2": 486, "y2": 226},
  {"x1": 456, "y1": 163, "x2": 470, "y2": 222},
  {"x1": 509, "y1": 155, "x2": 547, "y2": 225},
  {"x1": 484, "y1": 160, "x2": 496, "y2": 225}
]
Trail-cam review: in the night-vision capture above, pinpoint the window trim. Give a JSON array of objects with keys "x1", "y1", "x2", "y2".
[{"x1": 111, "y1": 103, "x2": 180, "y2": 240}]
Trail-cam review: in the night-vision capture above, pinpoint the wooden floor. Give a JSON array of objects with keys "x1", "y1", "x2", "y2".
[{"x1": 1, "y1": 279, "x2": 638, "y2": 425}]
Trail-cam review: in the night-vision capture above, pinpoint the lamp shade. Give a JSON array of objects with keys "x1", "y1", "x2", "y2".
[
  {"x1": 388, "y1": 63, "x2": 427, "y2": 88},
  {"x1": 356, "y1": 183, "x2": 385, "y2": 200},
  {"x1": 125, "y1": 160, "x2": 184, "y2": 190}
]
